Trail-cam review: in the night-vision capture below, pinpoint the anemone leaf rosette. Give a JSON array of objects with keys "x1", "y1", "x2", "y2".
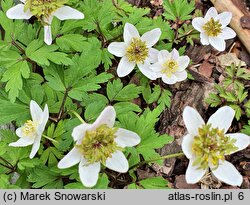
[
  {"x1": 192, "y1": 7, "x2": 236, "y2": 51},
  {"x1": 6, "y1": 0, "x2": 84, "y2": 45},
  {"x1": 182, "y1": 106, "x2": 250, "y2": 186},
  {"x1": 58, "y1": 106, "x2": 141, "y2": 187},
  {"x1": 108, "y1": 23, "x2": 161, "y2": 79},
  {"x1": 9, "y1": 100, "x2": 49, "y2": 159},
  {"x1": 150, "y1": 48, "x2": 190, "y2": 84}
]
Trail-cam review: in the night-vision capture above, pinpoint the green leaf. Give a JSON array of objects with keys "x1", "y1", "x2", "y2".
[
  {"x1": 28, "y1": 166, "x2": 63, "y2": 189},
  {"x1": 0, "y1": 99, "x2": 28, "y2": 125},
  {"x1": 107, "y1": 79, "x2": 142, "y2": 102},
  {"x1": 56, "y1": 34, "x2": 86, "y2": 52},
  {"x1": 26, "y1": 40, "x2": 73, "y2": 66},
  {"x1": 140, "y1": 177, "x2": 169, "y2": 189}
]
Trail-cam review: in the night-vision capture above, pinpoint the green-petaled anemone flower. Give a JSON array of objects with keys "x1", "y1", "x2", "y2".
[
  {"x1": 58, "y1": 106, "x2": 141, "y2": 188},
  {"x1": 108, "y1": 23, "x2": 161, "y2": 79},
  {"x1": 182, "y1": 106, "x2": 250, "y2": 186},
  {"x1": 192, "y1": 7, "x2": 236, "y2": 51},
  {"x1": 9, "y1": 100, "x2": 49, "y2": 159},
  {"x1": 6, "y1": 0, "x2": 84, "y2": 45}
]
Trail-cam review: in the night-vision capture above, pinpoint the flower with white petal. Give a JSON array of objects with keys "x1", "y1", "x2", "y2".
[
  {"x1": 108, "y1": 23, "x2": 161, "y2": 79},
  {"x1": 9, "y1": 100, "x2": 49, "y2": 159},
  {"x1": 6, "y1": 0, "x2": 84, "y2": 45},
  {"x1": 58, "y1": 106, "x2": 141, "y2": 187},
  {"x1": 182, "y1": 106, "x2": 250, "y2": 186},
  {"x1": 150, "y1": 48, "x2": 190, "y2": 84},
  {"x1": 192, "y1": 7, "x2": 236, "y2": 51}
]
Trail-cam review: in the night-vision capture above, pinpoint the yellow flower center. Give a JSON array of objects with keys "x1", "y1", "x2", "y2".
[
  {"x1": 22, "y1": 120, "x2": 37, "y2": 137},
  {"x1": 203, "y1": 18, "x2": 222, "y2": 37},
  {"x1": 126, "y1": 38, "x2": 149, "y2": 64},
  {"x1": 24, "y1": 0, "x2": 68, "y2": 21},
  {"x1": 75, "y1": 124, "x2": 122, "y2": 164},
  {"x1": 161, "y1": 59, "x2": 178, "y2": 77},
  {"x1": 192, "y1": 124, "x2": 238, "y2": 170}
]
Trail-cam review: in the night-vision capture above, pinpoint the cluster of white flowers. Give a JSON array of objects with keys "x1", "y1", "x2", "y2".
[
  {"x1": 108, "y1": 23, "x2": 190, "y2": 84},
  {"x1": 6, "y1": 1, "x2": 247, "y2": 189},
  {"x1": 9, "y1": 101, "x2": 140, "y2": 188}
]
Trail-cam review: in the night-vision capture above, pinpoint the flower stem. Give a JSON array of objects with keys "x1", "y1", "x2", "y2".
[
  {"x1": 0, "y1": 156, "x2": 14, "y2": 170},
  {"x1": 42, "y1": 135, "x2": 58, "y2": 143},
  {"x1": 70, "y1": 110, "x2": 85, "y2": 124},
  {"x1": 129, "y1": 152, "x2": 184, "y2": 170}
]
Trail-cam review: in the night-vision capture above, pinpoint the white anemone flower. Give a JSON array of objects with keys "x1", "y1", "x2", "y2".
[
  {"x1": 58, "y1": 106, "x2": 141, "y2": 187},
  {"x1": 192, "y1": 7, "x2": 236, "y2": 51},
  {"x1": 182, "y1": 106, "x2": 250, "y2": 186},
  {"x1": 6, "y1": 0, "x2": 84, "y2": 45},
  {"x1": 108, "y1": 23, "x2": 161, "y2": 79},
  {"x1": 150, "y1": 48, "x2": 190, "y2": 84},
  {"x1": 9, "y1": 100, "x2": 49, "y2": 159}
]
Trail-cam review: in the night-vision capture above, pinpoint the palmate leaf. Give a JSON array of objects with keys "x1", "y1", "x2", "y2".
[
  {"x1": 119, "y1": 108, "x2": 173, "y2": 166},
  {"x1": 0, "y1": 49, "x2": 30, "y2": 102},
  {"x1": 56, "y1": 34, "x2": 86, "y2": 52},
  {"x1": 26, "y1": 40, "x2": 73, "y2": 66},
  {"x1": 107, "y1": 79, "x2": 143, "y2": 102},
  {"x1": 0, "y1": 98, "x2": 29, "y2": 125},
  {"x1": 163, "y1": 0, "x2": 195, "y2": 21},
  {"x1": 28, "y1": 166, "x2": 63, "y2": 189}
]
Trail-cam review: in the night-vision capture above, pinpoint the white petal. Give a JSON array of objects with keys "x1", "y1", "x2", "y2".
[
  {"x1": 105, "y1": 151, "x2": 128, "y2": 173},
  {"x1": 186, "y1": 159, "x2": 207, "y2": 184},
  {"x1": 44, "y1": 25, "x2": 53, "y2": 45},
  {"x1": 107, "y1": 42, "x2": 127, "y2": 57},
  {"x1": 6, "y1": 4, "x2": 33, "y2": 19},
  {"x1": 92, "y1": 106, "x2": 116, "y2": 128},
  {"x1": 117, "y1": 57, "x2": 136, "y2": 77},
  {"x1": 141, "y1": 28, "x2": 161, "y2": 47},
  {"x1": 72, "y1": 123, "x2": 93, "y2": 142},
  {"x1": 171, "y1": 48, "x2": 179, "y2": 60},
  {"x1": 123, "y1": 23, "x2": 140, "y2": 43},
  {"x1": 9, "y1": 137, "x2": 34, "y2": 147},
  {"x1": 209, "y1": 36, "x2": 226, "y2": 51},
  {"x1": 204, "y1": 7, "x2": 218, "y2": 20},
  {"x1": 177, "y1": 56, "x2": 190, "y2": 71},
  {"x1": 200, "y1": 32, "x2": 209, "y2": 45},
  {"x1": 20, "y1": 0, "x2": 26, "y2": 3},
  {"x1": 41, "y1": 104, "x2": 49, "y2": 128},
  {"x1": 150, "y1": 62, "x2": 163, "y2": 73},
  {"x1": 58, "y1": 147, "x2": 82, "y2": 168},
  {"x1": 79, "y1": 159, "x2": 100, "y2": 188},
  {"x1": 175, "y1": 71, "x2": 188, "y2": 82},
  {"x1": 16, "y1": 128, "x2": 23, "y2": 138},
  {"x1": 211, "y1": 161, "x2": 243, "y2": 186},
  {"x1": 219, "y1": 27, "x2": 236, "y2": 40},
  {"x1": 181, "y1": 134, "x2": 194, "y2": 159},
  {"x1": 158, "y1": 50, "x2": 170, "y2": 63},
  {"x1": 52, "y1": 6, "x2": 84, "y2": 20},
  {"x1": 192, "y1": 17, "x2": 206, "y2": 32},
  {"x1": 162, "y1": 74, "x2": 178, "y2": 84},
  {"x1": 114, "y1": 128, "x2": 140, "y2": 148},
  {"x1": 29, "y1": 136, "x2": 41, "y2": 159},
  {"x1": 148, "y1": 48, "x2": 159, "y2": 63},
  {"x1": 207, "y1": 106, "x2": 235, "y2": 133},
  {"x1": 138, "y1": 62, "x2": 158, "y2": 80},
  {"x1": 183, "y1": 106, "x2": 205, "y2": 136},
  {"x1": 227, "y1": 133, "x2": 250, "y2": 154},
  {"x1": 30, "y1": 100, "x2": 43, "y2": 123},
  {"x1": 215, "y1": 12, "x2": 232, "y2": 28}
]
